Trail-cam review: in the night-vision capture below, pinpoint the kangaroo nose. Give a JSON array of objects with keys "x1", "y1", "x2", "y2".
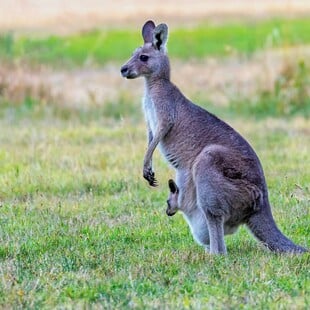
[{"x1": 120, "y1": 66, "x2": 128, "y2": 76}]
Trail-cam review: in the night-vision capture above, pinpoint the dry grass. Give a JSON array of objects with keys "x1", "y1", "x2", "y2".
[{"x1": 1, "y1": 46, "x2": 309, "y2": 108}]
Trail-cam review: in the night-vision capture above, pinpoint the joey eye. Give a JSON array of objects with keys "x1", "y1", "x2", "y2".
[{"x1": 139, "y1": 55, "x2": 149, "y2": 62}]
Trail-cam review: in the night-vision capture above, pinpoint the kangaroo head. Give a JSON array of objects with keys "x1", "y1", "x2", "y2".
[
  {"x1": 166, "y1": 179, "x2": 179, "y2": 216},
  {"x1": 120, "y1": 20, "x2": 170, "y2": 80}
]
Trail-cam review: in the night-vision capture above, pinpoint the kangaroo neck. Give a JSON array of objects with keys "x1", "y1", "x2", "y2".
[{"x1": 144, "y1": 74, "x2": 171, "y2": 92}]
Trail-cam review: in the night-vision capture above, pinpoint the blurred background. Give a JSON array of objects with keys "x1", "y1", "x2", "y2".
[{"x1": 0, "y1": 0, "x2": 309, "y2": 117}]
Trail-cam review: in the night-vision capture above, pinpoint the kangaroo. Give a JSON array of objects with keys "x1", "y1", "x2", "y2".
[
  {"x1": 120, "y1": 20, "x2": 307, "y2": 254},
  {"x1": 167, "y1": 179, "x2": 250, "y2": 252}
]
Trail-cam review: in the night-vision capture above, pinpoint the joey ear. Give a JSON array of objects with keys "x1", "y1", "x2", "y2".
[
  {"x1": 142, "y1": 20, "x2": 156, "y2": 44},
  {"x1": 168, "y1": 179, "x2": 179, "y2": 194},
  {"x1": 153, "y1": 23, "x2": 168, "y2": 51}
]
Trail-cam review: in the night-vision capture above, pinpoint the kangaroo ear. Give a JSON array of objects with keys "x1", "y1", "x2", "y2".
[
  {"x1": 168, "y1": 179, "x2": 179, "y2": 194},
  {"x1": 153, "y1": 23, "x2": 168, "y2": 51},
  {"x1": 142, "y1": 20, "x2": 156, "y2": 44}
]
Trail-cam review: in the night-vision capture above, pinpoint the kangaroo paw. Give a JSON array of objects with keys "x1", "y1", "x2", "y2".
[{"x1": 143, "y1": 167, "x2": 158, "y2": 187}]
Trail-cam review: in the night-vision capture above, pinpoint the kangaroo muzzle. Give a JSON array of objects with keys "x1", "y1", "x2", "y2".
[
  {"x1": 120, "y1": 65, "x2": 128, "y2": 77},
  {"x1": 166, "y1": 200, "x2": 177, "y2": 216},
  {"x1": 120, "y1": 65, "x2": 138, "y2": 79}
]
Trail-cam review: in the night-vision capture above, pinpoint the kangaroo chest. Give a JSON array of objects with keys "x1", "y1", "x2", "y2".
[
  {"x1": 143, "y1": 95, "x2": 158, "y2": 134},
  {"x1": 143, "y1": 90, "x2": 184, "y2": 169},
  {"x1": 143, "y1": 94, "x2": 173, "y2": 163}
]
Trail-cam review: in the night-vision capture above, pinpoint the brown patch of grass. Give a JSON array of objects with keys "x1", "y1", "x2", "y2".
[
  {"x1": 1, "y1": 46, "x2": 309, "y2": 109},
  {"x1": 0, "y1": 63, "x2": 61, "y2": 106}
]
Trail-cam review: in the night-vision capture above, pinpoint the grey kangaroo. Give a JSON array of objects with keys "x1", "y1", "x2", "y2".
[{"x1": 120, "y1": 20, "x2": 307, "y2": 254}]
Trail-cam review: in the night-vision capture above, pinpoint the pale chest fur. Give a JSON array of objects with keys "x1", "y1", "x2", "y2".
[
  {"x1": 143, "y1": 90, "x2": 183, "y2": 169},
  {"x1": 182, "y1": 209, "x2": 210, "y2": 247},
  {"x1": 143, "y1": 94, "x2": 174, "y2": 164},
  {"x1": 142, "y1": 94, "x2": 158, "y2": 134}
]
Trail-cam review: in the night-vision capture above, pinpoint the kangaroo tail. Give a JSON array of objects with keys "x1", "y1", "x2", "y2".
[{"x1": 246, "y1": 204, "x2": 307, "y2": 253}]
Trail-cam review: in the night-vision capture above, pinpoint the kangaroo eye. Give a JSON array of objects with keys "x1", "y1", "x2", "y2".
[{"x1": 139, "y1": 55, "x2": 149, "y2": 62}]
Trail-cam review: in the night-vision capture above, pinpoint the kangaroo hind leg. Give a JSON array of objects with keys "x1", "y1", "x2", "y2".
[{"x1": 194, "y1": 156, "x2": 228, "y2": 255}]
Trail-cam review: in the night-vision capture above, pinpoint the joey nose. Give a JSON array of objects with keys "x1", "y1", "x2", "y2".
[{"x1": 120, "y1": 66, "x2": 128, "y2": 77}]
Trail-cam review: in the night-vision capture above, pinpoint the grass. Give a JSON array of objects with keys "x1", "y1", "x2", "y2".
[
  {"x1": 1, "y1": 18, "x2": 310, "y2": 66},
  {"x1": 0, "y1": 102, "x2": 309, "y2": 308},
  {"x1": 0, "y1": 16, "x2": 309, "y2": 308},
  {"x1": 227, "y1": 59, "x2": 310, "y2": 118}
]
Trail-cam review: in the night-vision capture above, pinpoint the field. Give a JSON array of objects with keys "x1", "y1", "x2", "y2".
[
  {"x1": 2, "y1": 18, "x2": 310, "y2": 65},
  {"x1": 0, "y1": 4, "x2": 310, "y2": 309}
]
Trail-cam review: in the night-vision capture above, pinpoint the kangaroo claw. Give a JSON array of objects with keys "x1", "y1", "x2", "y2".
[
  {"x1": 143, "y1": 167, "x2": 158, "y2": 186},
  {"x1": 149, "y1": 177, "x2": 158, "y2": 187}
]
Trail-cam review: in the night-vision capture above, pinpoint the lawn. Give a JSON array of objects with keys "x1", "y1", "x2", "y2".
[
  {"x1": 0, "y1": 16, "x2": 309, "y2": 309},
  {"x1": 1, "y1": 18, "x2": 310, "y2": 66},
  {"x1": 0, "y1": 103, "x2": 309, "y2": 308}
]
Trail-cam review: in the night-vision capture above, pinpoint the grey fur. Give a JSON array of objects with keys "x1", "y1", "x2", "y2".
[{"x1": 121, "y1": 20, "x2": 307, "y2": 254}]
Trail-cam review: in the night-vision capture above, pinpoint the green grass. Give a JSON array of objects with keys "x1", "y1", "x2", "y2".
[
  {"x1": 0, "y1": 16, "x2": 309, "y2": 308},
  {"x1": 1, "y1": 18, "x2": 310, "y2": 66},
  {"x1": 0, "y1": 103, "x2": 309, "y2": 308}
]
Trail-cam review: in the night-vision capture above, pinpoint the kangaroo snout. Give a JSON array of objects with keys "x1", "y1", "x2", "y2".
[
  {"x1": 120, "y1": 65, "x2": 128, "y2": 76},
  {"x1": 120, "y1": 64, "x2": 138, "y2": 79},
  {"x1": 166, "y1": 201, "x2": 177, "y2": 217},
  {"x1": 120, "y1": 65, "x2": 133, "y2": 78},
  {"x1": 166, "y1": 199, "x2": 173, "y2": 216}
]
